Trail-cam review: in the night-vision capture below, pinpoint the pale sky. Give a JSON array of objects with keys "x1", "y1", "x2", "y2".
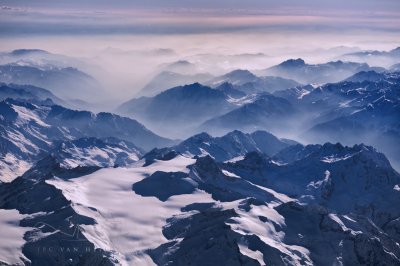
[
  {"x1": 1, "y1": 0, "x2": 399, "y2": 37},
  {"x1": 2, "y1": 0, "x2": 400, "y2": 11}
]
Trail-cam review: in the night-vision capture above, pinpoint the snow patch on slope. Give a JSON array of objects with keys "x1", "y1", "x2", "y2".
[
  {"x1": 0, "y1": 153, "x2": 32, "y2": 182},
  {"x1": 12, "y1": 104, "x2": 49, "y2": 127},
  {"x1": 46, "y1": 155, "x2": 214, "y2": 266},
  {"x1": 238, "y1": 238, "x2": 265, "y2": 265},
  {"x1": 0, "y1": 209, "x2": 31, "y2": 265}
]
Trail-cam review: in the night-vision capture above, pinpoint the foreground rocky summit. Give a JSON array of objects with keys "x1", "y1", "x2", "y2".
[{"x1": 1, "y1": 133, "x2": 399, "y2": 265}]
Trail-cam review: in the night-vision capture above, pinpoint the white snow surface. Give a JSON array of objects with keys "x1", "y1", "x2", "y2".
[
  {"x1": 0, "y1": 153, "x2": 32, "y2": 182},
  {"x1": 321, "y1": 155, "x2": 354, "y2": 163},
  {"x1": 227, "y1": 200, "x2": 312, "y2": 265},
  {"x1": 46, "y1": 155, "x2": 214, "y2": 266},
  {"x1": 12, "y1": 104, "x2": 49, "y2": 128},
  {"x1": 238, "y1": 239, "x2": 265, "y2": 265},
  {"x1": 0, "y1": 209, "x2": 31, "y2": 265},
  {"x1": 45, "y1": 154, "x2": 300, "y2": 265},
  {"x1": 58, "y1": 144, "x2": 140, "y2": 169}
]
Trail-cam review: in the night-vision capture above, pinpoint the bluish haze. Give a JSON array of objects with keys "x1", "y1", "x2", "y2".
[{"x1": 0, "y1": 0, "x2": 399, "y2": 100}]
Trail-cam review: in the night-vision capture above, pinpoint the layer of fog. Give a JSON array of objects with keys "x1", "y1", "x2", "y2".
[
  {"x1": 1, "y1": 33, "x2": 398, "y2": 106},
  {"x1": 1, "y1": 5, "x2": 399, "y2": 107},
  {"x1": 1, "y1": 5, "x2": 399, "y2": 169}
]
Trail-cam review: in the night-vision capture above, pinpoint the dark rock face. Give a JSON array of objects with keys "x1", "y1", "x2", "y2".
[
  {"x1": 142, "y1": 148, "x2": 180, "y2": 167},
  {"x1": 174, "y1": 130, "x2": 294, "y2": 162},
  {"x1": 132, "y1": 171, "x2": 196, "y2": 201},
  {"x1": 0, "y1": 163, "x2": 114, "y2": 266},
  {"x1": 149, "y1": 207, "x2": 259, "y2": 266},
  {"x1": 1, "y1": 137, "x2": 400, "y2": 265}
]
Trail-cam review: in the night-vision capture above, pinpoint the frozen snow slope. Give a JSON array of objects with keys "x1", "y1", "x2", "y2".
[
  {"x1": 47, "y1": 155, "x2": 213, "y2": 265},
  {"x1": 0, "y1": 209, "x2": 31, "y2": 265},
  {"x1": 11, "y1": 142, "x2": 398, "y2": 265},
  {"x1": 0, "y1": 98, "x2": 170, "y2": 182},
  {"x1": 46, "y1": 154, "x2": 298, "y2": 265},
  {"x1": 1, "y1": 138, "x2": 400, "y2": 265}
]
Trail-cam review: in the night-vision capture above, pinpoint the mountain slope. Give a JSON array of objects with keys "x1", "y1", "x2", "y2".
[
  {"x1": 226, "y1": 143, "x2": 400, "y2": 215},
  {"x1": 50, "y1": 137, "x2": 143, "y2": 169},
  {"x1": 201, "y1": 93, "x2": 297, "y2": 135},
  {"x1": 1, "y1": 140, "x2": 398, "y2": 265},
  {"x1": 0, "y1": 83, "x2": 65, "y2": 105},
  {"x1": 306, "y1": 98, "x2": 400, "y2": 169},
  {"x1": 209, "y1": 69, "x2": 301, "y2": 94},
  {"x1": 118, "y1": 83, "x2": 236, "y2": 137},
  {"x1": 340, "y1": 47, "x2": 400, "y2": 68},
  {"x1": 172, "y1": 130, "x2": 296, "y2": 161},
  {"x1": 208, "y1": 69, "x2": 259, "y2": 86},
  {"x1": 259, "y1": 59, "x2": 384, "y2": 84},
  {"x1": 0, "y1": 99, "x2": 172, "y2": 182},
  {"x1": 390, "y1": 63, "x2": 400, "y2": 72},
  {"x1": 344, "y1": 70, "x2": 387, "y2": 82},
  {"x1": 0, "y1": 63, "x2": 102, "y2": 101},
  {"x1": 281, "y1": 71, "x2": 400, "y2": 169},
  {"x1": 136, "y1": 71, "x2": 214, "y2": 97}
]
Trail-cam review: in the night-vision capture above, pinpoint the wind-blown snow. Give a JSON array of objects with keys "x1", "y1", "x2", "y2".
[
  {"x1": 46, "y1": 156, "x2": 214, "y2": 265},
  {"x1": 321, "y1": 155, "x2": 354, "y2": 163},
  {"x1": 0, "y1": 153, "x2": 32, "y2": 182},
  {"x1": 228, "y1": 203, "x2": 312, "y2": 265},
  {"x1": 58, "y1": 145, "x2": 140, "y2": 169},
  {"x1": 225, "y1": 155, "x2": 245, "y2": 163},
  {"x1": 12, "y1": 104, "x2": 49, "y2": 128},
  {"x1": 0, "y1": 209, "x2": 31, "y2": 265},
  {"x1": 45, "y1": 154, "x2": 301, "y2": 265},
  {"x1": 298, "y1": 89, "x2": 311, "y2": 99},
  {"x1": 238, "y1": 239, "x2": 265, "y2": 265}
]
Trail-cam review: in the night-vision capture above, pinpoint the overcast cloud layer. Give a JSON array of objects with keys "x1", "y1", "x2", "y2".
[{"x1": 2, "y1": 0, "x2": 400, "y2": 11}]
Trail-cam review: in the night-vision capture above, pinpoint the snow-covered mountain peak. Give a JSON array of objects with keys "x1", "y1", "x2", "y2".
[
  {"x1": 172, "y1": 130, "x2": 293, "y2": 162},
  {"x1": 280, "y1": 142, "x2": 393, "y2": 170},
  {"x1": 52, "y1": 137, "x2": 142, "y2": 169},
  {"x1": 0, "y1": 99, "x2": 173, "y2": 182}
]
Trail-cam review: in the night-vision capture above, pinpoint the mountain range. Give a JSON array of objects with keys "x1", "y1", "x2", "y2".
[
  {"x1": 0, "y1": 98, "x2": 172, "y2": 182},
  {"x1": 136, "y1": 71, "x2": 214, "y2": 97},
  {"x1": 340, "y1": 47, "x2": 400, "y2": 68},
  {"x1": 118, "y1": 83, "x2": 236, "y2": 137},
  {"x1": 0, "y1": 63, "x2": 101, "y2": 102},
  {"x1": 257, "y1": 59, "x2": 385, "y2": 84},
  {"x1": 0, "y1": 49, "x2": 107, "y2": 107},
  {"x1": 0, "y1": 83, "x2": 65, "y2": 105},
  {"x1": 1, "y1": 133, "x2": 399, "y2": 265},
  {"x1": 117, "y1": 66, "x2": 400, "y2": 171},
  {"x1": 0, "y1": 47, "x2": 399, "y2": 266}
]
